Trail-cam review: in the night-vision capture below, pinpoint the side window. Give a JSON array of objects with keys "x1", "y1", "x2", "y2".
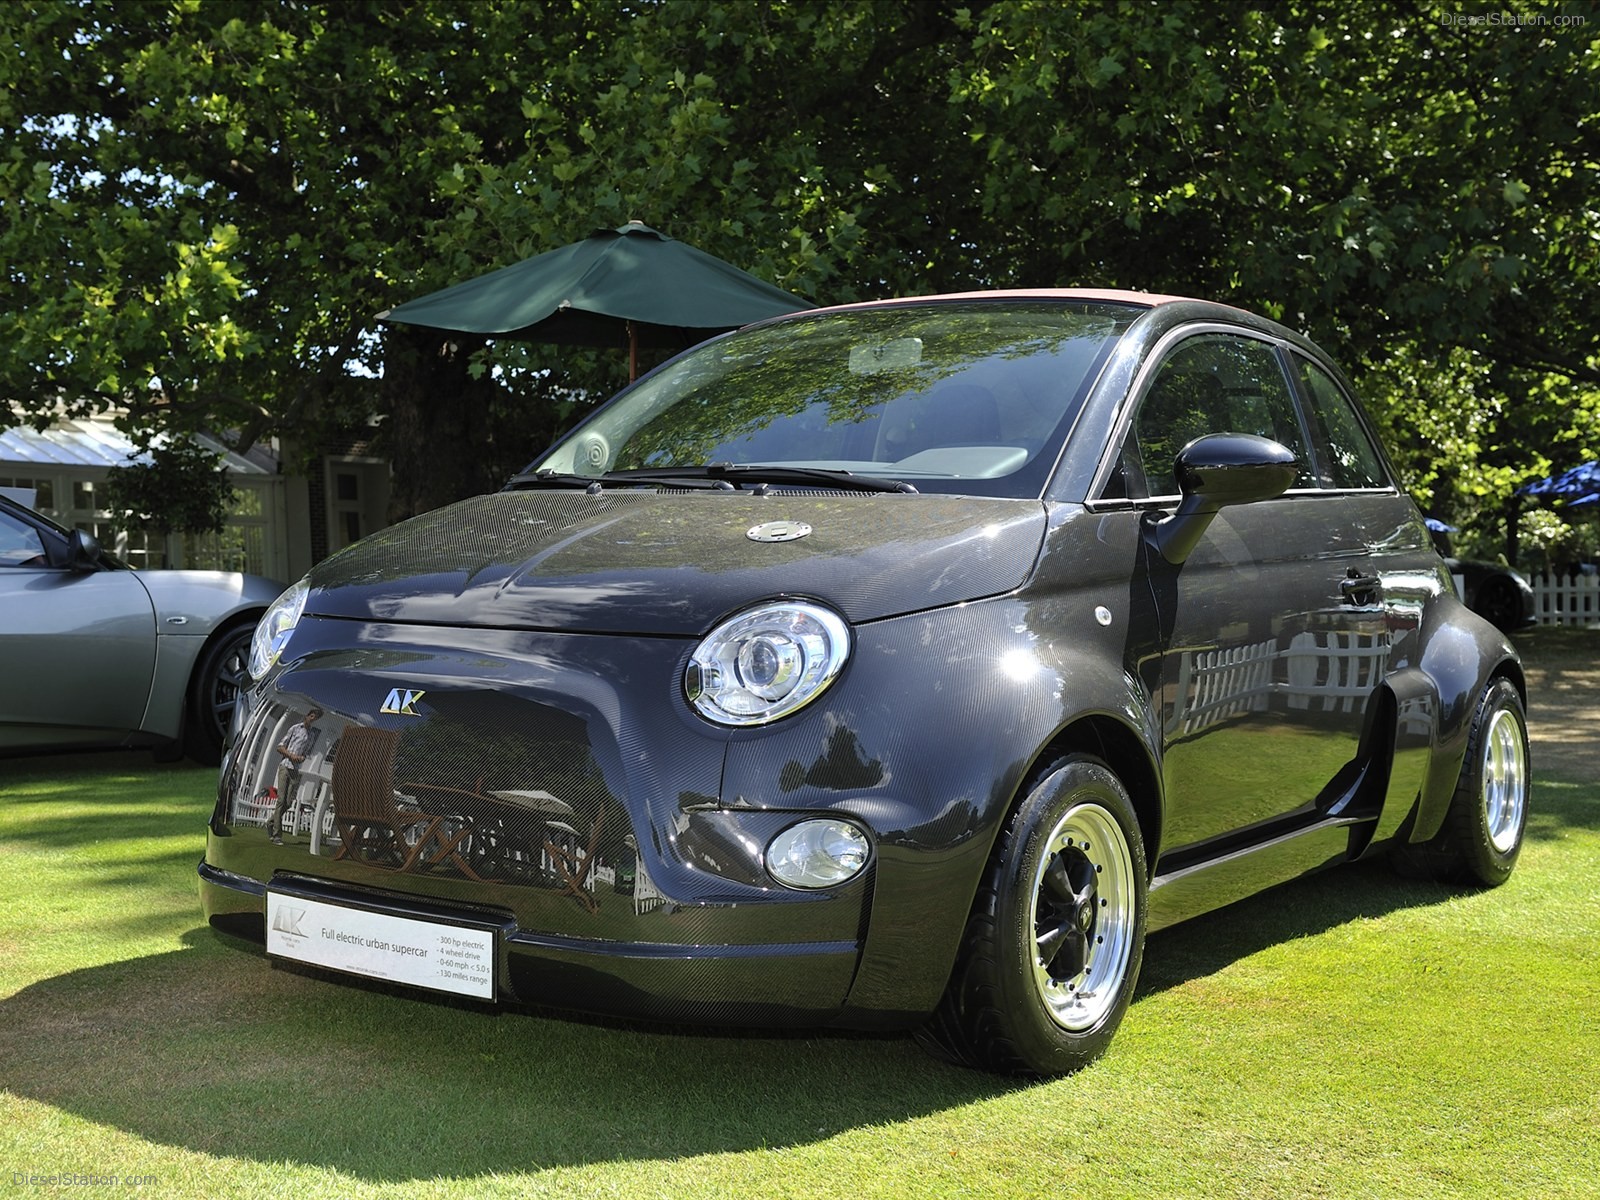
[
  {"x1": 1128, "y1": 334, "x2": 1311, "y2": 498},
  {"x1": 1296, "y1": 359, "x2": 1389, "y2": 490},
  {"x1": 0, "y1": 510, "x2": 48, "y2": 567}
]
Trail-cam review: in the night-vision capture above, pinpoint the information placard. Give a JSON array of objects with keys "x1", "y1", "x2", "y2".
[{"x1": 266, "y1": 891, "x2": 495, "y2": 1000}]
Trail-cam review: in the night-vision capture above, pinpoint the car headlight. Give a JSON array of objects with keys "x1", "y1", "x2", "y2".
[
  {"x1": 249, "y1": 577, "x2": 309, "y2": 680},
  {"x1": 685, "y1": 601, "x2": 850, "y2": 726},
  {"x1": 767, "y1": 819, "x2": 872, "y2": 889}
]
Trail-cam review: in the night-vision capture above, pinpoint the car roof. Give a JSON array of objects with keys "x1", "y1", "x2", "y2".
[
  {"x1": 799, "y1": 287, "x2": 1236, "y2": 315},
  {"x1": 787, "y1": 288, "x2": 1303, "y2": 342}
]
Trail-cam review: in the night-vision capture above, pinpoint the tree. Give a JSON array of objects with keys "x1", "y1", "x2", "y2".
[
  {"x1": 100, "y1": 438, "x2": 236, "y2": 564},
  {"x1": 2, "y1": 0, "x2": 1595, "y2": 539}
]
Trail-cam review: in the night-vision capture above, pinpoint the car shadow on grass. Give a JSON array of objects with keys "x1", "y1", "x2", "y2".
[
  {"x1": 1138, "y1": 774, "x2": 1593, "y2": 996},
  {"x1": 1137, "y1": 857, "x2": 1452, "y2": 998},
  {"x1": 0, "y1": 846, "x2": 1553, "y2": 1187},
  {"x1": 2, "y1": 765, "x2": 1590, "y2": 1182},
  {"x1": 0, "y1": 927, "x2": 1022, "y2": 1182}
]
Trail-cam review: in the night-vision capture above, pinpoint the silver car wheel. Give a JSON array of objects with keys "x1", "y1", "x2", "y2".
[
  {"x1": 1028, "y1": 801, "x2": 1138, "y2": 1033},
  {"x1": 1482, "y1": 706, "x2": 1528, "y2": 855}
]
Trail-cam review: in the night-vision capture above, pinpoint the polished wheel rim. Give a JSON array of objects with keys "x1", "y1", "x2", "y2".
[
  {"x1": 1482, "y1": 706, "x2": 1528, "y2": 854},
  {"x1": 1029, "y1": 801, "x2": 1137, "y2": 1032}
]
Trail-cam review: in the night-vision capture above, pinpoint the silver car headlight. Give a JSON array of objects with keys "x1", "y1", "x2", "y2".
[
  {"x1": 685, "y1": 601, "x2": 851, "y2": 726},
  {"x1": 249, "y1": 577, "x2": 309, "y2": 680}
]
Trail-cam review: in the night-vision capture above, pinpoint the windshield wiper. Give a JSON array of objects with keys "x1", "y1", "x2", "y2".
[
  {"x1": 504, "y1": 470, "x2": 609, "y2": 492},
  {"x1": 505, "y1": 467, "x2": 744, "y2": 492},
  {"x1": 507, "y1": 464, "x2": 918, "y2": 494},
  {"x1": 703, "y1": 462, "x2": 918, "y2": 494}
]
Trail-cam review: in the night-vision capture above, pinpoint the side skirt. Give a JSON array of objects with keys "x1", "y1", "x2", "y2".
[{"x1": 1147, "y1": 816, "x2": 1371, "y2": 934}]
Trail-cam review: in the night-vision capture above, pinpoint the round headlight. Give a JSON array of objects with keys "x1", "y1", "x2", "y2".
[
  {"x1": 685, "y1": 601, "x2": 850, "y2": 726},
  {"x1": 767, "y1": 819, "x2": 871, "y2": 889},
  {"x1": 249, "y1": 577, "x2": 309, "y2": 680}
]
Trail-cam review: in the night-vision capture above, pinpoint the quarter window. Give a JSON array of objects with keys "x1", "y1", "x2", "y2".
[{"x1": 1296, "y1": 360, "x2": 1388, "y2": 490}]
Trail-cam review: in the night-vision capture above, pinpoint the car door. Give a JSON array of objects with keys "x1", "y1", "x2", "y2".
[
  {"x1": 0, "y1": 505, "x2": 158, "y2": 748},
  {"x1": 1117, "y1": 329, "x2": 1382, "y2": 862}
]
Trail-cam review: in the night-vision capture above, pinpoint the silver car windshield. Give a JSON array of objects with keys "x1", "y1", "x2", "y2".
[{"x1": 534, "y1": 300, "x2": 1140, "y2": 498}]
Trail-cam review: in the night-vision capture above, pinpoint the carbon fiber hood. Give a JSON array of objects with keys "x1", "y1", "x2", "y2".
[{"x1": 304, "y1": 490, "x2": 1045, "y2": 634}]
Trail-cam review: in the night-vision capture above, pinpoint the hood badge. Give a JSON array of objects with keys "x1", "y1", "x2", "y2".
[
  {"x1": 747, "y1": 520, "x2": 812, "y2": 544},
  {"x1": 380, "y1": 688, "x2": 426, "y2": 716}
]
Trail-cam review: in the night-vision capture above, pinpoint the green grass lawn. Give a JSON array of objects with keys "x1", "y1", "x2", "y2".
[{"x1": 2, "y1": 729, "x2": 1597, "y2": 1198}]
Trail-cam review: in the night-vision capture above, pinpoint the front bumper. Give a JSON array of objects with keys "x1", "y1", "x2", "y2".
[
  {"x1": 201, "y1": 616, "x2": 880, "y2": 1027},
  {"x1": 199, "y1": 863, "x2": 865, "y2": 1026}
]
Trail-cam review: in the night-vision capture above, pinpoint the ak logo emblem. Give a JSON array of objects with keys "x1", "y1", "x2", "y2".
[{"x1": 380, "y1": 688, "x2": 427, "y2": 716}]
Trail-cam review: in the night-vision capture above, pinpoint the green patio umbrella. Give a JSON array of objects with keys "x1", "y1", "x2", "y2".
[{"x1": 377, "y1": 221, "x2": 814, "y2": 379}]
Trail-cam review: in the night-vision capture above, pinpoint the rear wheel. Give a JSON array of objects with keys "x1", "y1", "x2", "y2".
[
  {"x1": 1394, "y1": 677, "x2": 1529, "y2": 886},
  {"x1": 918, "y1": 755, "x2": 1147, "y2": 1076}
]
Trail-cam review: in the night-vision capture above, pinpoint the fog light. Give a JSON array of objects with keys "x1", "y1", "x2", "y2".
[{"x1": 767, "y1": 819, "x2": 871, "y2": 889}]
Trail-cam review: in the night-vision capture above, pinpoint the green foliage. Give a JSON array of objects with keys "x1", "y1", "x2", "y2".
[
  {"x1": 1, "y1": 0, "x2": 1596, "y2": 523},
  {"x1": 1511, "y1": 505, "x2": 1600, "y2": 573},
  {"x1": 100, "y1": 438, "x2": 236, "y2": 537}
]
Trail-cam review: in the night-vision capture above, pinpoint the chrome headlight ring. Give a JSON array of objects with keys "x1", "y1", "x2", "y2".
[{"x1": 685, "y1": 601, "x2": 851, "y2": 727}]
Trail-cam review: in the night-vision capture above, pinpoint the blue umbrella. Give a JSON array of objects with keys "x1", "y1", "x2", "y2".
[{"x1": 1518, "y1": 460, "x2": 1600, "y2": 501}]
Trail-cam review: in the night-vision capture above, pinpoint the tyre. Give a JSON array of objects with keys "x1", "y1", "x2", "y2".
[
  {"x1": 186, "y1": 622, "x2": 255, "y2": 766},
  {"x1": 1393, "y1": 677, "x2": 1529, "y2": 886},
  {"x1": 918, "y1": 755, "x2": 1148, "y2": 1076}
]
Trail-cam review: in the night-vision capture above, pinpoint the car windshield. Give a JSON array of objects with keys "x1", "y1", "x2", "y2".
[{"x1": 531, "y1": 300, "x2": 1141, "y2": 498}]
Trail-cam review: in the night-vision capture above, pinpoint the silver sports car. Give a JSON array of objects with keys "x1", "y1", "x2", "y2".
[{"x1": 0, "y1": 493, "x2": 283, "y2": 763}]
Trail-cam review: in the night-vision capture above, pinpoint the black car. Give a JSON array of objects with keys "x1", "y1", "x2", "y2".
[
  {"x1": 202, "y1": 291, "x2": 1529, "y2": 1076},
  {"x1": 1426, "y1": 529, "x2": 1537, "y2": 634}
]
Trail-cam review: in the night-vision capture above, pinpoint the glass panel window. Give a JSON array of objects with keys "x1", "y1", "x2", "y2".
[
  {"x1": 182, "y1": 485, "x2": 272, "y2": 574},
  {"x1": 536, "y1": 301, "x2": 1142, "y2": 499},
  {"x1": 0, "y1": 476, "x2": 55, "y2": 511},
  {"x1": 0, "y1": 510, "x2": 47, "y2": 566},
  {"x1": 1296, "y1": 359, "x2": 1388, "y2": 490},
  {"x1": 1130, "y1": 334, "x2": 1311, "y2": 498}
]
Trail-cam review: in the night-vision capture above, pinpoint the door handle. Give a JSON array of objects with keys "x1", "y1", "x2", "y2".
[{"x1": 1340, "y1": 570, "x2": 1382, "y2": 606}]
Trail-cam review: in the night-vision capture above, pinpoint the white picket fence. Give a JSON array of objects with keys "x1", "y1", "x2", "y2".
[
  {"x1": 1528, "y1": 572, "x2": 1600, "y2": 627},
  {"x1": 1166, "y1": 631, "x2": 1392, "y2": 739}
]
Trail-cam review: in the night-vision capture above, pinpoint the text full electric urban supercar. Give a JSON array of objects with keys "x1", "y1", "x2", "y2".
[{"x1": 201, "y1": 291, "x2": 1529, "y2": 1075}]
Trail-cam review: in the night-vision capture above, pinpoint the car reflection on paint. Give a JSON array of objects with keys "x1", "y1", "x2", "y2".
[
  {"x1": 201, "y1": 290, "x2": 1529, "y2": 1076},
  {"x1": 0, "y1": 493, "x2": 281, "y2": 763}
]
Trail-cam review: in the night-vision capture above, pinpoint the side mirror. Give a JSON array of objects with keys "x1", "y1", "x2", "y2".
[
  {"x1": 67, "y1": 528, "x2": 105, "y2": 573},
  {"x1": 1146, "y1": 433, "x2": 1299, "y2": 565}
]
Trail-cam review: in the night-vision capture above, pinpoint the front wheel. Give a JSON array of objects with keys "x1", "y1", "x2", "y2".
[
  {"x1": 918, "y1": 755, "x2": 1148, "y2": 1076},
  {"x1": 1394, "y1": 677, "x2": 1529, "y2": 886}
]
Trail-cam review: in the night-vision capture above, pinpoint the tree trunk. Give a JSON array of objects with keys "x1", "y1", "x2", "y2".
[
  {"x1": 1503, "y1": 496, "x2": 1521, "y2": 569},
  {"x1": 379, "y1": 327, "x2": 503, "y2": 523}
]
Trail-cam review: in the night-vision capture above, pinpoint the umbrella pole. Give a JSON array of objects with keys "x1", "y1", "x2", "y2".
[{"x1": 628, "y1": 321, "x2": 639, "y2": 381}]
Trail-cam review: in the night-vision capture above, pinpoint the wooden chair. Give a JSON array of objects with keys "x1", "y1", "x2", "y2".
[
  {"x1": 329, "y1": 726, "x2": 482, "y2": 880},
  {"x1": 396, "y1": 782, "x2": 491, "y2": 882},
  {"x1": 542, "y1": 814, "x2": 605, "y2": 914}
]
